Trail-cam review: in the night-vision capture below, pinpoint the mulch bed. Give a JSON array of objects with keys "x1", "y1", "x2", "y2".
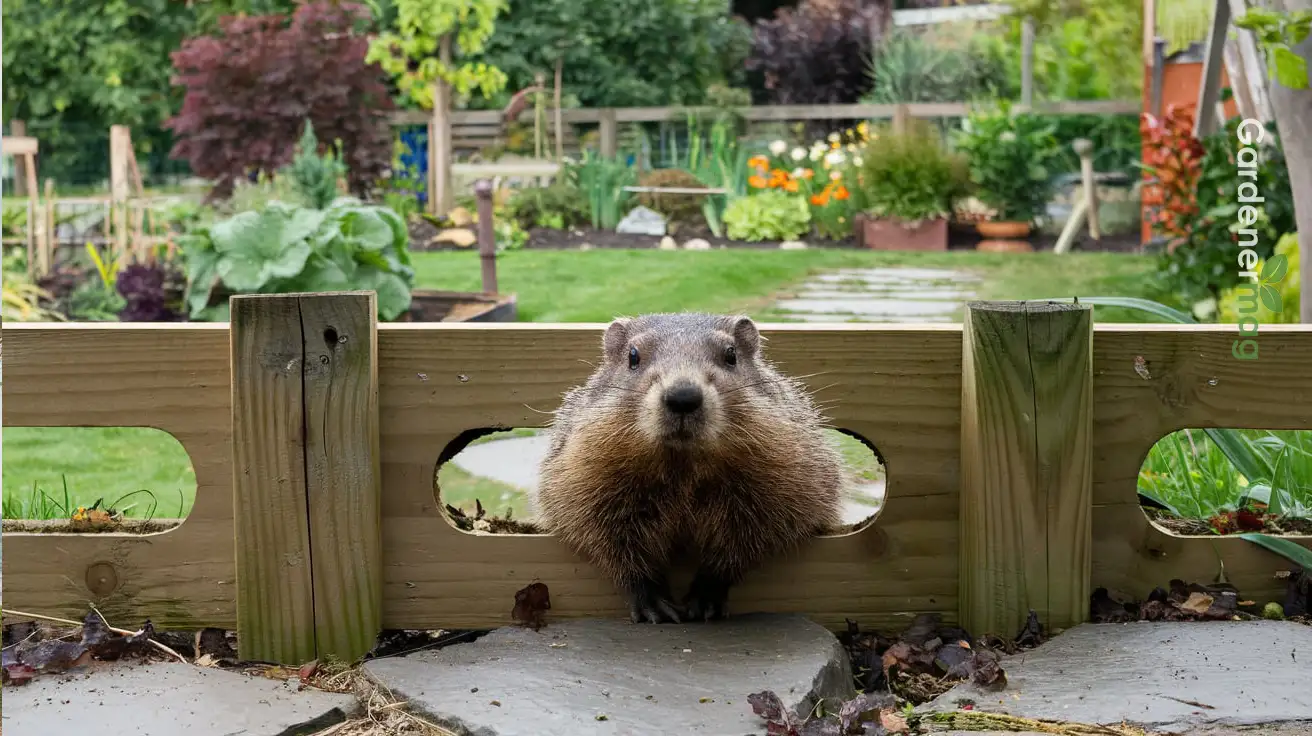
[{"x1": 1146, "y1": 507, "x2": 1312, "y2": 536}]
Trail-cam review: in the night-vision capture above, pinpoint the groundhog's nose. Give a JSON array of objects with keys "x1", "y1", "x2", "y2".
[{"x1": 663, "y1": 383, "x2": 704, "y2": 415}]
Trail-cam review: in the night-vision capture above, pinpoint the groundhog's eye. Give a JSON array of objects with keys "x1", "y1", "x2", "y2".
[
  {"x1": 628, "y1": 346, "x2": 640, "y2": 370},
  {"x1": 724, "y1": 345, "x2": 737, "y2": 366}
]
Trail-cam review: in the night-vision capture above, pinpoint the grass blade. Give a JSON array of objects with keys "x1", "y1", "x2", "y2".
[
  {"x1": 1072, "y1": 296, "x2": 1199, "y2": 324},
  {"x1": 1237, "y1": 533, "x2": 1312, "y2": 570},
  {"x1": 1208, "y1": 428, "x2": 1274, "y2": 489}
]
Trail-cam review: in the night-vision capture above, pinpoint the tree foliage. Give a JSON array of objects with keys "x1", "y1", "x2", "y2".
[
  {"x1": 471, "y1": 0, "x2": 752, "y2": 109},
  {"x1": 366, "y1": 0, "x2": 508, "y2": 109},
  {"x1": 1, "y1": 0, "x2": 195, "y2": 183},
  {"x1": 747, "y1": 0, "x2": 887, "y2": 105},
  {"x1": 165, "y1": 1, "x2": 394, "y2": 200}
]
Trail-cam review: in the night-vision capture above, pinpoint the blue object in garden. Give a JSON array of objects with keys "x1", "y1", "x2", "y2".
[{"x1": 396, "y1": 125, "x2": 429, "y2": 207}]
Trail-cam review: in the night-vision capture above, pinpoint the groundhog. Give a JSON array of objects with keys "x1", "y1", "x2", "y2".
[{"x1": 535, "y1": 313, "x2": 845, "y2": 623}]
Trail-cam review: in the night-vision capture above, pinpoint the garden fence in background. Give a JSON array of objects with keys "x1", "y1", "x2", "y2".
[
  {"x1": 389, "y1": 99, "x2": 1141, "y2": 213},
  {"x1": 3, "y1": 292, "x2": 1309, "y2": 667}
]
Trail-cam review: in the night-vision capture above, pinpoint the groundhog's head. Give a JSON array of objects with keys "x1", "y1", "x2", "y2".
[{"x1": 595, "y1": 312, "x2": 767, "y2": 448}]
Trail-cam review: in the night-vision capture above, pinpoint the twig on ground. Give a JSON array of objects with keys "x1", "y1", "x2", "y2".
[
  {"x1": 925, "y1": 710, "x2": 1147, "y2": 735},
  {"x1": 3, "y1": 606, "x2": 187, "y2": 663}
]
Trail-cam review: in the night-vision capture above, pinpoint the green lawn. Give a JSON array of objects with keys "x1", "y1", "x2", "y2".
[
  {"x1": 408, "y1": 248, "x2": 1162, "y2": 323},
  {"x1": 4, "y1": 247, "x2": 1164, "y2": 521}
]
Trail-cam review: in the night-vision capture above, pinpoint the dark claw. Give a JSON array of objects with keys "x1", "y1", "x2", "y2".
[
  {"x1": 683, "y1": 570, "x2": 732, "y2": 621},
  {"x1": 628, "y1": 577, "x2": 684, "y2": 624}
]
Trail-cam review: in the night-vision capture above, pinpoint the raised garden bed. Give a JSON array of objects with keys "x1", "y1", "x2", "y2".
[{"x1": 400, "y1": 289, "x2": 518, "y2": 323}]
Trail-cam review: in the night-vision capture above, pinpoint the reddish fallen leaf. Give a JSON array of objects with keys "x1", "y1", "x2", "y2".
[
  {"x1": 881, "y1": 641, "x2": 936, "y2": 682},
  {"x1": 838, "y1": 692, "x2": 894, "y2": 732},
  {"x1": 511, "y1": 582, "x2": 551, "y2": 631},
  {"x1": 3, "y1": 662, "x2": 36, "y2": 686},
  {"x1": 299, "y1": 659, "x2": 319, "y2": 681},
  {"x1": 20, "y1": 640, "x2": 93, "y2": 674},
  {"x1": 969, "y1": 649, "x2": 1007, "y2": 690}
]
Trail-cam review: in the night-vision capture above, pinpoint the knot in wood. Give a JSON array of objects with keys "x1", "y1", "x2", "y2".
[{"x1": 85, "y1": 562, "x2": 120, "y2": 596}]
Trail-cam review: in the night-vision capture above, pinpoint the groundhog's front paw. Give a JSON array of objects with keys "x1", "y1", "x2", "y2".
[
  {"x1": 628, "y1": 578, "x2": 685, "y2": 624},
  {"x1": 683, "y1": 571, "x2": 731, "y2": 621}
]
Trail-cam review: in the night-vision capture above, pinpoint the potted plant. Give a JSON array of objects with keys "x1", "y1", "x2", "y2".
[
  {"x1": 953, "y1": 104, "x2": 1060, "y2": 251},
  {"x1": 852, "y1": 123, "x2": 968, "y2": 251}
]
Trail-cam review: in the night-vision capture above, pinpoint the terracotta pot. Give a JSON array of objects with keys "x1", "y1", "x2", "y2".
[
  {"x1": 976, "y1": 220, "x2": 1032, "y2": 239},
  {"x1": 976, "y1": 220, "x2": 1033, "y2": 253},
  {"x1": 859, "y1": 215, "x2": 948, "y2": 251}
]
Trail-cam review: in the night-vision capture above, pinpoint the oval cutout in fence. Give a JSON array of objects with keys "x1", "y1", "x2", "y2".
[
  {"x1": 434, "y1": 427, "x2": 886, "y2": 535},
  {"x1": 2, "y1": 427, "x2": 197, "y2": 530},
  {"x1": 1138, "y1": 427, "x2": 1312, "y2": 536}
]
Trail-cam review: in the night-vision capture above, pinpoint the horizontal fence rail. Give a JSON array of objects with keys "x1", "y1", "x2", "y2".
[
  {"x1": 387, "y1": 99, "x2": 1142, "y2": 127},
  {"x1": 3, "y1": 294, "x2": 1309, "y2": 666}
]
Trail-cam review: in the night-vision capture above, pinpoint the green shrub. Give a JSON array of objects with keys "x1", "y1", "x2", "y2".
[
  {"x1": 864, "y1": 28, "x2": 1013, "y2": 104},
  {"x1": 635, "y1": 168, "x2": 707, "y2": 225},
  {"x1": 506, "y1": 182, "x2": 590, "y2": 230},
  {"x1": 566, "y1": 153, "x2": 637, "y2": 230},
  {"x1": 180, "y1": 199, "x2": 415, "y2": 321},
  {"x1": 856, "y1": 124, "x2": 967, "y2": 224},
  {"x1": 953, "y1": 104, "x2": 1061, "y2": 223},
  {"x1": 723, "y1": 191, "x2": 811, "y2": 242},
  {"x1": 282, "y1": 120, "x2": 347, "y2": 210}
]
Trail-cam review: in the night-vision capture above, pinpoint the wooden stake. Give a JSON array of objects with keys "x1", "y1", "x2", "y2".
[
  {"x1": 11, "y1": 119, "x2": 28, "y2": 196},
  {"x1": 959, "y1": 301, "x2": 1093, "y2": 636},
  {"x1": 429, "y1": 35, "x2": 454, "y2": 216},
  {"x1": 599, "y1": 108, "x2": 618, "y2": 159},
  {"x1": 1074, "y1": 138, "x2": 1100, "y2": 240},
  {"x1": 554, "y1": 58, "x2": 565, "y2": 162}
]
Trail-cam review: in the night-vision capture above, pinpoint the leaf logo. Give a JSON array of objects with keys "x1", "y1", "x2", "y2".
[{"x1": 1258, "y1": 254, "x2": 1289, "y2": 313}]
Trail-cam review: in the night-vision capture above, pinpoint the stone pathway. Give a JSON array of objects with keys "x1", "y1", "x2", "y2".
[
  {"x1": 772, "y1": 267, "x2": 981, "y2": 323},
  {"x1": 1, "y1": 661, "x2": 357, "y2": 736},
  {"x1": 364, "y1": 614, "x2": 853, "y2": 736},
  {"x1": 450, "y1": 434, "x2": 884, "y2": 525},
  {"x1": 920, "y1": 621, "x2": 1312, "y2": 734}
]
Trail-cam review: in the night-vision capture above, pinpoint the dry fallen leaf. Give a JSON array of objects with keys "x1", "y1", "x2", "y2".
[
  {"x1": 1180, "y1": 592, "x2": 1215, "y2": 615},
  {"x1": 511, "y1": 582, "x2": 551, "y2": 631}
]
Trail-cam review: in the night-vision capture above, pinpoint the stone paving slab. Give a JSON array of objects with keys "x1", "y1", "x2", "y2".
[
  {"x1": 919, "y1": 621, "x2": 1312, "y2": 734},
  {"x1": 773, "y1": 297, "x2": 964, "y2": 318},
  {"x1": 364, "y1": 613, "x2": 854, "y2": 736},
  {"x1": 1, "y1": 661, "x2": 358, "y2": 736}
]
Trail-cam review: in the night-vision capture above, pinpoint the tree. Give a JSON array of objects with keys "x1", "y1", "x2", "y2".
[
  {"x1": 166, "y1": 1, "x2": 395, "y2": 200},
  {"x1": 366, "y1": 0, "x2": 509, "y2": 109},
  {"x1": 1237, "y1": 4, "x2": 1312, "y2": 322}
]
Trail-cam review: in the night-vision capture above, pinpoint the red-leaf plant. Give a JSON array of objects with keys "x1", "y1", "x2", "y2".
[
  {"x1": 1139, "y1": 103, "x2": 1206, "y2": 249},
  {"x1": 165, "y1": 1, "x2": 394, "y2": 201}
]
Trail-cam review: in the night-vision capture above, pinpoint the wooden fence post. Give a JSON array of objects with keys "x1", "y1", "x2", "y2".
[
  {"x1": 429, "y1": 35, "x2": 454, "y2": 217},
  {"x1": 11, "y1": 119, "x2": 28, "y2": 196},
  {"x1": 599, "y1": 108, "x2": 618, "y2": 159},
  {"x1": 231, "y1": 292, "x2": 382, "y2": 665},
  {"x1": 959, "y1": 300, "x2": 1093, "y2": 637}
]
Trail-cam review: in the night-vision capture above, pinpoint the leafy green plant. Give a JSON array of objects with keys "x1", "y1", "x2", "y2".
[
  {"x1": 1218, "y1": 232, "x2": 1301, "y2": 324},
  {"x1": 1149, "y1": 117, "x2": 1295, "y2": 314},
  {"x1": 180, "y1": 199, "x2": 415, "y2": 321},
  {"x1": 565, "y1": 153, "x2": 636, "y2": 230},
  {"x1": 506, "y1": 182, "x2": 590, "y2": 230},
  {"x1": 1236, "y1": 8, "x2": 1312, "y2": 89},
  {"x1": 723, "y1": 191, "x2": 811, "y2": 242},
  {"x1": 864, "y1": 28, "x2": 1013, "y2": 104},
  {"x1": 953, "y1": 104, "x2": 1061, "y2": 223},
  {"x1": 366, "y1": 0, "x2": 508, "y2": 108},
  {"x1": 856, "y1": 124, "x2": 967, "y2": 224},
  {"x1": 282, "y1": 120, "x2": 348, "y2": 209}
]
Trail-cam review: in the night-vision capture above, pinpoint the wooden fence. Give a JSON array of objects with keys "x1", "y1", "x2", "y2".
[
  {"x1": 389, "y1": 99, "x2": 1141, "y2": 214},
  {"x1": 4, "y1": 293, "x2": 1309, "y2": 667}
]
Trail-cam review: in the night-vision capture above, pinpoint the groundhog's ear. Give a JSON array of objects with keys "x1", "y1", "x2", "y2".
[
  {"x1": 603, "y1": 317, "x2": 632, "y2": 363},
  {"x1": 731, "y1": 316, "x2": 760, "y2": 358}
]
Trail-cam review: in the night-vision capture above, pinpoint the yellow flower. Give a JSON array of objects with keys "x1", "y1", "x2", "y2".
[{"x1": 857, "y1": 121, "x2": 869, "y2": 139}]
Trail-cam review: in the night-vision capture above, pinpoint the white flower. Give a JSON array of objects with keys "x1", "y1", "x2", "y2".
[
  {"x1": 824, "y1": 150, "x2": 846, "y2": 167},
  {"x1": 830, "y1": 170, "x2": 843, "y2": 181},
  {"x1": 791, "y1": 147, "x2": 806, "y2": 161},
  {"x1": 792, "y1": 167, "x2": 807, "y2": 178},
  {"x1": 827, "y1": 132, "x2": 841, "y2": 144},
  {"x1": 769, "y1": 140, "x2": 788, "y2": 156},
  {"x1": 999, "y1": 131, "x2": 1017, "y2": 143},
  {"x1": 852, "y1": 155, "x2": 864, "y2": 167},
  {"x1": 809, "y1": 145, "x2": 825, "y2": 162}
]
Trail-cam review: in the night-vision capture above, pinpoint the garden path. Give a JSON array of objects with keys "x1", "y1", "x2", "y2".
[{"x1": 770, "y1": 266, "x2": 981, "y2": 323}]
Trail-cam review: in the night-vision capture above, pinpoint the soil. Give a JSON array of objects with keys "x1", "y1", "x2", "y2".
[
  {"x1": 406, "y1": 219, "x2": 1145, "y2": 254},
  {"x1": 1146, "y1": 507, "x2": 1312, "y2": 536}
]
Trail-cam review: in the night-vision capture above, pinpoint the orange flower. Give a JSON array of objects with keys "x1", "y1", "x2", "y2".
[
  {"x1": 810, "y1": 187, "x2": 830, "y2": 206},
  {"x1": 748, "y1": 174, "x2": 768, "y2": 189},
  {"x1": 784, "y1": 179, "x2": 799, "y2": 193},
  {"x1": 768, "y1": 168, "x2": 789, "y2": 188},
  {"x1": 833, "y1": 184, "x2": 850, "y2": 201},
  {"x1": 801, "y1": 169, "x2": 814, "y2": 179},
  {"x1": 748, "y1": 155, "x2": 769, "y2": 170}
]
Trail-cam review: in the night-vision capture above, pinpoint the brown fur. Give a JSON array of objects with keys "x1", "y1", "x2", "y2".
[{"x1": 535, "y1": 313, "x2": 844, "y2": 622}]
